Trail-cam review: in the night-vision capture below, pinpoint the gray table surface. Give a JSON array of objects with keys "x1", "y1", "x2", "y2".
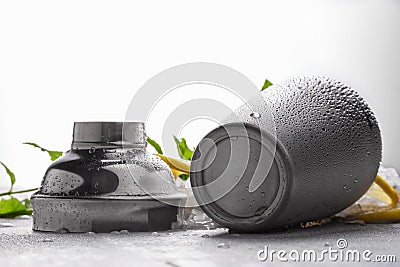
[{"x1": 1, "y1": 218, "x2": 399, "y2": 267}]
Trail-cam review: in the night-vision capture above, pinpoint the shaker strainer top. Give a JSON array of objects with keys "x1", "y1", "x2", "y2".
[{"x1": 31, "y1": 121, "x2": 186, "y2": 233}]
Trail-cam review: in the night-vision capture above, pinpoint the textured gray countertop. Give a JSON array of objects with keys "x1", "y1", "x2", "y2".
[{"x1": 0, "y1": 217, "x2": 399, "y2": 267}]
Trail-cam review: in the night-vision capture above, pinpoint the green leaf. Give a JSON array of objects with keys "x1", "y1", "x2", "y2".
[
  {"x1": 23, "y1": 198, "x2": 31, "y2": 210},
  {"x1": 0, "y1": 161, "x2": 16, "y2": 192},
  {"x1": 47, "y1": 151, "x2": 63, "y2": 161},
  {"x1": 261, "y1": 79, "x2": 273, "y2": 91},
  {"x1": 179, "y1": 174, "x2": 190, "y2": 181},
  {"x1": 0, "y1": 197, "x2": 32, "y2": 218},
  {"x1": 23, "y1": 142, "x2": 63, "y2": 161},
  {"x1": 146, "y1": 137, "x2": 163, "y2": 154},
  {"x1": 173, "y1": 136, "x2": 194, "y2": 160}
]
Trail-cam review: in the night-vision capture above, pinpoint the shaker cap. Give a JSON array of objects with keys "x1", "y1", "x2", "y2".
[{"x1": 72, "y1": 121, "x2": 146, "y2": 149}]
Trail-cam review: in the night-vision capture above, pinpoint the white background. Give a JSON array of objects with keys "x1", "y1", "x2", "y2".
[{"x1": 0, "y1": 0, "x2": 399, "y2": 192}]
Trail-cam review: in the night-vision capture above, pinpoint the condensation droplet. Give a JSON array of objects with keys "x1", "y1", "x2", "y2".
[{"x1": 250, "y1": 112, "x2": 261, "y2": 118}]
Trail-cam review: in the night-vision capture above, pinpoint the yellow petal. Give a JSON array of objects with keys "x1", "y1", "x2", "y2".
[
  {"x1": 170, "y1": 168, "x2": 188, "y2": 180},
  {"x1": 156, "y1": 154, "x2": 190, "y2": 173},
  {"x1": 367, "y1": 175, "x2": 399, "y2": 207},
  {"x1": 355, "y1": 206, "x2": 400, "y2": 223}
]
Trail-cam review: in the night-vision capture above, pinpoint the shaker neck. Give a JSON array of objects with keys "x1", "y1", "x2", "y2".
[{"x1": 71, "y1": 121, "x2": 147, "y2": 150}]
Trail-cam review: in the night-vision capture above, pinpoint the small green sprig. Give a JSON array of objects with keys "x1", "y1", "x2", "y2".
[
  {"x1": 146, "y1": 137, "x2": 163, "y2": 155},
  {"x1": 0, "y1": 143, "x2": 63, "y2": 218},
  {"x1": 261, "y1": 78, "x2": 273, "y2": 91},
  {"x1": 173, "y1": 136, "x2": 194, "y2": 161},
  {"x1": 23, "y1": 142, "x2": 63, "y2": 161}
]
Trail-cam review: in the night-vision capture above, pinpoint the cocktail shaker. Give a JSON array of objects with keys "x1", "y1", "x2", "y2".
[
  {"x1": 31, "y1": 122, "x2": 186, "y2": 233},
  {"x1": 190, "y1": 76, "x2": 382, "y2": 232}
]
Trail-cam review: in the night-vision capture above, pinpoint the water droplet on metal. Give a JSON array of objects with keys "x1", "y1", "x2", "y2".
[{"x1": 250, "y1": 112, "x2": 261, "y2": 118}]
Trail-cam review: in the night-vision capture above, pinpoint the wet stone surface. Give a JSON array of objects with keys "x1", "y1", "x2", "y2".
[{"x1": 1, "y1": 218, "x2": 400, "y2": 266}]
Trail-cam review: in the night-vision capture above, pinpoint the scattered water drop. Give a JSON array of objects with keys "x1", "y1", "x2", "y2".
[
  {"x1": 0, "y1": 223, "x2": 14, "y2": 228},
  {"x1": 16, "y1": 215, "x2": 31, "y2": 220},
  {"x1": 250, "y1": 112, "x2": 261, "y2": 118},
  {"x1": 217, "y1": 243, "x2": 230, "y2": 249},
  {"x1": 55, "y1": 228, "x2": 69, "y2": 234}
]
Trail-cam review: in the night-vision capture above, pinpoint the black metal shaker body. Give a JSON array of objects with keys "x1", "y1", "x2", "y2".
[{"x1": 190, "y1": 76, "x2": 382, "y2": 232}]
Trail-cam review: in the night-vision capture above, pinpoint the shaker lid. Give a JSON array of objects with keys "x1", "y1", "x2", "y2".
[
  {"x1": 190, "y1": 122, "x2": 290, "y2": 232},
  {"x1": 72, "y1": 121, "x2": 146, "y2": 149}
]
